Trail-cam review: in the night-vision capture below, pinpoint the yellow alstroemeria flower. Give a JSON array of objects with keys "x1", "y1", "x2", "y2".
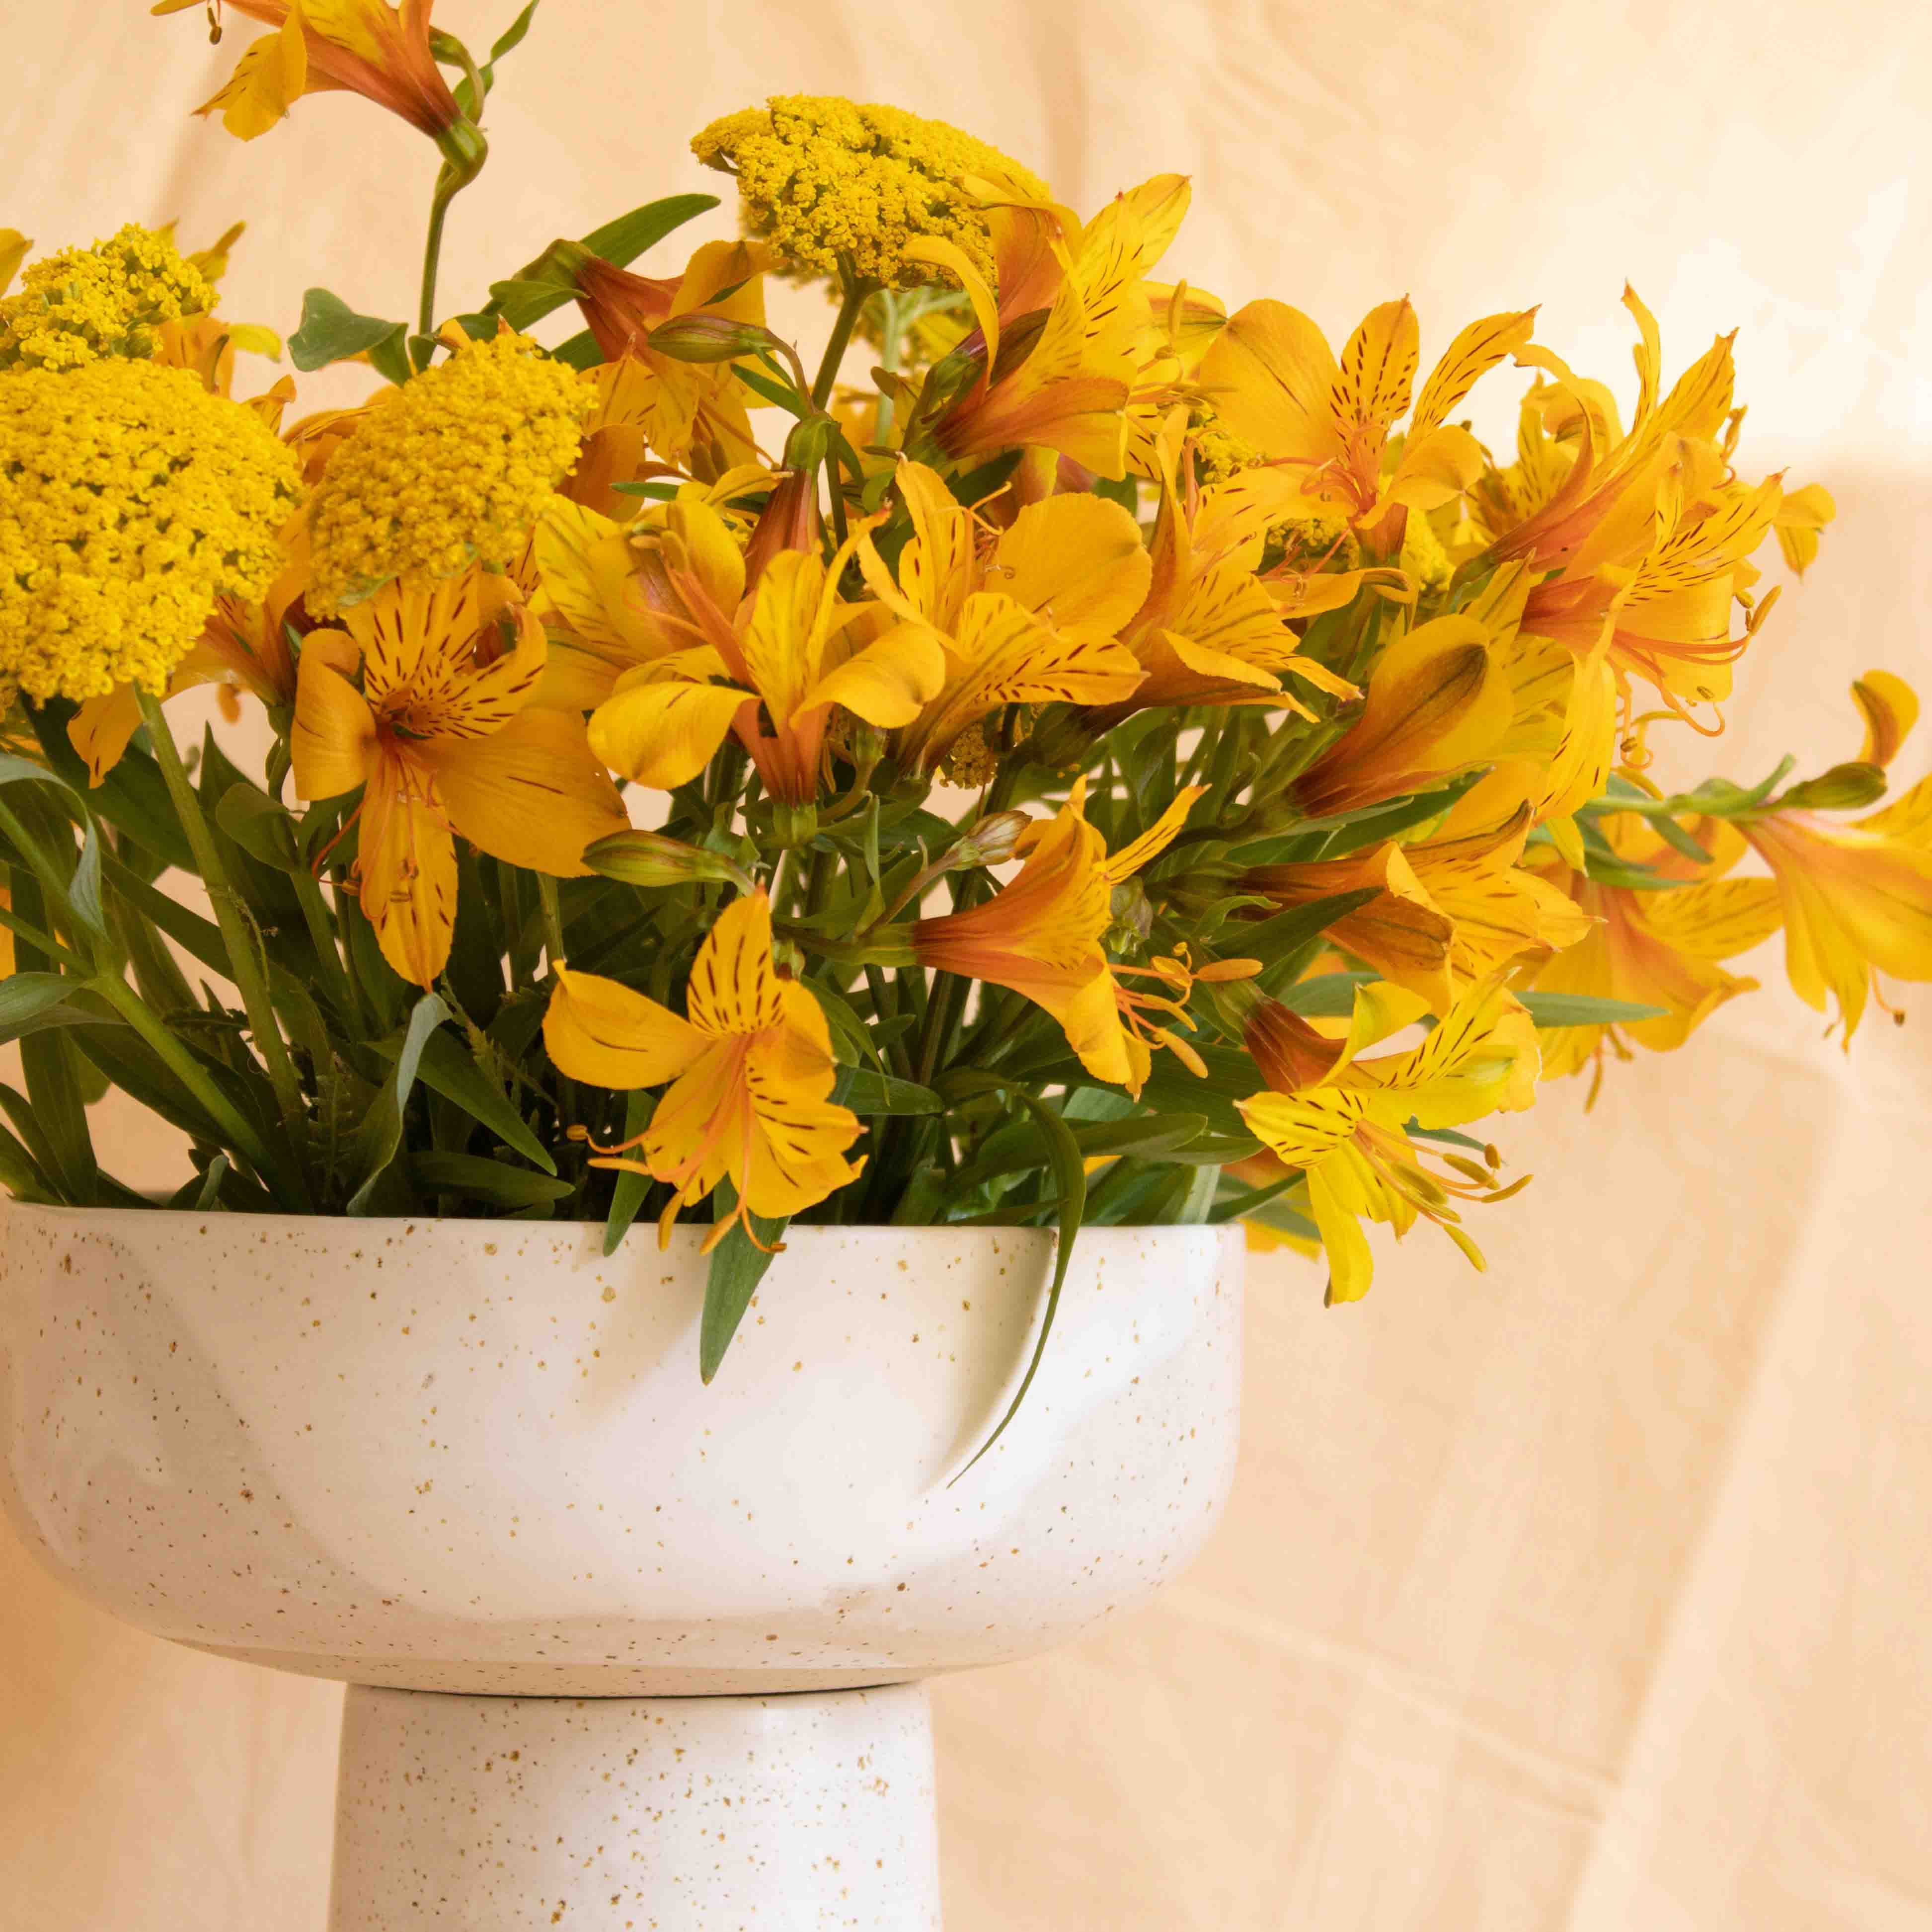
[
  {"x1": 912, "y1": 778, "x2": 1205, "y2": 1096},
  {"x1": 1529, "y1": 809, "x2": 1780, "y2": 1089},
  {"x1": 155, "y1": 0, "x2": 466, "y2": 143},
  {"x1": 69, "y1": 517, "x2": 312, "y2": 784},
  {"x1": 1196, "y1": 297, "x2": 1538, "y2": 549},
  {"x1": 586, "y1": 509, "x2": 945, "y2": 805},
  {"x1": 913, "y1": 175, "x2": 1192, "y2": 481},
  {"x1": 1245, "y1": 766, "x2": 1594, "y2": 1012},
  {"x1": 1738, "y1": 671, "x2": 1932, "y2": 1041},
  {"x1": 1236, "y1": 973, "x2": 1540, "y2": 1304},
  {"x1": 856, "y1": 459, "x2": 1149, "y2": 771},
  {"x1": 1288, "y1": 607, "x2": 1515, "y2": 819},
  {"x1": 1074, "y1": 426, "x2": 1359, "y2": 724},
  {"x1": 542, "y1": 892, "x2": 865, "y2": 1249},
  {"x1": 292, "y1": 569, "x2": 627, "y2": 987}
]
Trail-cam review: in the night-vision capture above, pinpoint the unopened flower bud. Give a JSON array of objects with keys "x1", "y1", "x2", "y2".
[
  {"x1": 742, "y1": 468, "x2": 822, "y2": 589},
  {"x1": 647, "y1": 313, "x2": 789, "y2": 366},
  {"x1": 949, "y1": 809, "x2": 1031, "y2": 869},
  {"x1": 583, "y1": 829, "x2": 754, "y2": 894},
  {"x1": 1105, "y1": 877, "x2": 1154, "y2": 951},
  {"x1": 779, "y1": 412, "x2": 838, "y2": 471},
  {"x1": 1767, "y1": 761, "x2": 1889, "y2": 813}
]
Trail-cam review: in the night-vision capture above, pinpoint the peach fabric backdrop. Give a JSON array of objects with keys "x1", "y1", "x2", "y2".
[{"x1": 4, "y1": 1, "x2": 1931, "y2": 1925}]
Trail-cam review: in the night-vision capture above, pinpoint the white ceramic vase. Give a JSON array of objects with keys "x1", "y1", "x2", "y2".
[{"x1": 0, "y1": 1204, "x2": 1241, "y2": 1927}]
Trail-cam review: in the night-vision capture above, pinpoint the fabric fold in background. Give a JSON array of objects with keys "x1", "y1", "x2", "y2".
[{"x1": 2, "y1": 0, "x2": 1928, "y2": 1926}]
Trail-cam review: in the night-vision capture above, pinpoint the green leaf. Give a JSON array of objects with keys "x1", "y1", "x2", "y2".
[
  {"x1": 346, "y1": 996, "x2": 449, "y2": 1215},
  {"x1": 407, "y1": 1151, "x2": 574, "y2": 1208},
  {"x1": 732, "y1": 362, "x2": 807, "y2": 417},
  {"x1": 0, "y1": 972, "x2": 79, "y2": 1043},
  {"x1": 451, "y1": 0, "x2": 541, "y2": 115},
  {"x1": 288, "y1": 288, "x2": 410, "y2": 381},
  {"x1": 400, "y1": 1026, "x2": 556, "y2": 1174},
  {"x1": 581, "y1": 193, "x2": 720, "y2": 270},
  {"x1": 833, "y1": 1066, "x2": 942, "y2": 1115},
  {"x1": 938, "y1": 1071, "x2": 1087, "y2": 1482},
  {"x1": 0, "y1": 751, "x2": 106, "y2": 936},
  {"x1": 101, "y1": 854, "x2": 228, "y2": 973},
  {"x1": 699, "y1": 1179, "x2": 789, "y2": 1384},
  {"x1": 1236, "y1": 888, "x2": 1381, "y2": 974},
  {"x1": 957, "y1": 1110, "x2": 1211, "y2": 1188},
  {"x1": 24, "y1": 700, "x2": 194, "y2": 873},
  {"x1": 1278, "y1": 971, "x2": 1378, "y2": 1018},
  {"x1": 1518, "y1": 992, "x2": 1669, "y2": 1027},
  {"x1": 550, "y1": 329, "x2": 604, "y2": 371},
  {"x1": 602, "y1": 1087, "x2": 656, "y2": 1256},
  {"x1": 214, "y1": 783, "x2": 304, "y2": 874},
  {"x1": 0, "y1": 1115, "x2": 51, "y2": 1202}
]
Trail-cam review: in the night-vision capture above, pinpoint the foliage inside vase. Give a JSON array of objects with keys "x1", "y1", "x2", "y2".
[{"x1": 2, "y1": 1, "x2": 1927, "y2": 1402}]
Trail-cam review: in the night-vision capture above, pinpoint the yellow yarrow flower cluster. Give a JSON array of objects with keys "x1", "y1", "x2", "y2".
[
  {"x1": 691, "y1": 95, "x2": 1048, "y2": 289},
  {"x1": 307, "y1": 333, "x2": 592, "y2": 616},
  {"x1": 0, "y1": 360, "x2": 300, "y2": 705},
  {"x1": 0, "y1": 223, "x2": 215, "y2": 372}
]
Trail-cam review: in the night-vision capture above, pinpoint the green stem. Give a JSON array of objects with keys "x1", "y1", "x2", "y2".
[
  {"x1": 89, "y1": 972, "x2": 289, "y2": 1200},
  {"x1": 811, "y1": 272, "x2": 874, "y2": 410},
  {"x1": 872, "y1": 290, "x2": 900, "y2": 444},
  {"x1": 536, "y1": 872, "x2": 567, "y2": 973},
  {"x1": 419, "y1": 173, "x2": 458, "y2": 341},
  {"x1": 134, "y1": 685, "x2": 312, "y2": 1205}
]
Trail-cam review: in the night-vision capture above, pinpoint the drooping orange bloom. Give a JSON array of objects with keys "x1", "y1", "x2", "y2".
[
  {"x1": 912, "y1": 778, "x2": 1204, "y2": 1095},
  {"x1": 155, "y1": 0, "x2": 468, "y2": 144},
  {"x1": 543, "y1": 893, "x2": 865, "y2": 1249},
  {"x1": 292, "y1": 569, "x2": 627, "y2": 986}
]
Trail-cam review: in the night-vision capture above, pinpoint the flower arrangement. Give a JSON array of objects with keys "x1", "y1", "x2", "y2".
[{"x1": 3, "y1": 1, "x2": 1926, "y2": 1414}]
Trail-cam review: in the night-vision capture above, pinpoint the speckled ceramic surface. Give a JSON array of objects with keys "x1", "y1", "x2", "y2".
[
  {"x1": 329, "y1": 1683, "x2": 941, "y2": 1930},
  {"x1": 0, "y1": 1207, "x2": 1242, "y2": 1695}
]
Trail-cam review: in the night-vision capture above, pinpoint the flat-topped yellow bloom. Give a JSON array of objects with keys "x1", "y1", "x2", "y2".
[
  {"x1": 307, "y1": 333, "x2": 591, "y2": 616},
  {"x1": 913, "y1": 778, "x2": 1205, "y2": 1096},
  {"x1": 543, "y1": 893, "x2": 866, "y2": 1250},
  {"x1": 0, "y1": 360, "x2": 300, "y2": 708},
  {"x1": 292, "y1": 569, "x2": 626, "y2": 987},
  {"x1": 0, "y1": 222, "x2": 213, "y2": 370},
  {"x1": 857, "y1": 460, "x2": 1148, "y2": 772},
  {"x1": 156, "y1": 0, "x2": 465, "y2": 142},
  {"x1": 1237, "y1": 973, "x2": 1539, "y2": 1304},
  {"x1": 692, "y1": 95, "x2": 1047, "y2": 289}
]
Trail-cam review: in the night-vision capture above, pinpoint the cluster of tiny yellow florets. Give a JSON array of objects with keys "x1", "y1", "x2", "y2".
[
  {"x1": 306, "y1": 333, "x2": 592, "y2": 616},
  {"x1": 1397, "y1": 510, "x2": 1454, "y2": 596},
  {"x1": 692, "y1": 95, "x2": 1049, "y2": 290},
  {"x1": 0, "y1": 360, "x2": 301, "y2": 706},
  {"x1": 0, "y1": 224, "x2": 215, "y2": 372}
]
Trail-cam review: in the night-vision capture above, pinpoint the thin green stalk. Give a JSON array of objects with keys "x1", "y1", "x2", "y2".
[
  {"x1": 419, "y1": 175, "x2": 458, "y2": 341},
  {"x1": 292, "y1": 866, "x2": 356, "y2": 1018},
  {"x1": 812, "y1": 272, "x2": 874, "y2": 409},
  {"x1": 134, "y1": 686, "x2": 312, "y2": 1205},
  {"x1": 89, "y1": 971, "x2": 289, "y2": 1200},
  {"x1": 536, "y1": 871, "x2": 567, "y2": 973},
  {"x1": 872, "y1": 290, "x2": 900, "y2": 443}
]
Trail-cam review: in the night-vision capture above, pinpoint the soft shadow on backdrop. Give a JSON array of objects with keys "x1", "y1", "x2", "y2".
[{"x1": 3, "y1": 2, "x2": 1930, "y2": 1926}]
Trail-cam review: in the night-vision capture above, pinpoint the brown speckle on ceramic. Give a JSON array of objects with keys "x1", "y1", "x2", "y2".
[{"x1": 329, "y1": 1683, "x2": 941, "y2": 1929}]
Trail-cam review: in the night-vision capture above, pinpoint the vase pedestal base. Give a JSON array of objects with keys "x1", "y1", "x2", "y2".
[{"x1": 327, "y1": 1682, "x2": 942, "y2": 1930}]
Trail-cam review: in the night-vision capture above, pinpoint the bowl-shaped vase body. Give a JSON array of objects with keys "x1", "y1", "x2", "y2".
[{"x1": 0, "y1": 1205, "x2": 1242, "y2": 1696}]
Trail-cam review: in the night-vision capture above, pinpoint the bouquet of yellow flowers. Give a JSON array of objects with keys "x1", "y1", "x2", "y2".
[{"x1": 2, "y1": 0, "x2": 1925, "y2": 1408}]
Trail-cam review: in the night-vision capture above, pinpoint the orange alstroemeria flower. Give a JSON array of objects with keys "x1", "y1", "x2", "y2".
[
  {"x1": 292, "y1": 569, "x2": 627, "y2": 987},
  {"x1": 913, "y1": 174, "x2": 1193, "y2": 481},
  {"x1": 156, "y1": 0, "x2": 467, "y2": 144},
  {"x1": 543, "y1": 892, "x2": 865, "y2": 1250},
  {"x1": 913, "y1": 778, "x2": 1205, "y2": 1095}
]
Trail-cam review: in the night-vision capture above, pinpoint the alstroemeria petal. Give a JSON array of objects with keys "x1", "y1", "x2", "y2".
[
  {"x1": 544, "y1": 966, "x2": 708, "y2": 1089},
  {"x1": 588, "y1": 672, "x2": 753, "y2": 790}
]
